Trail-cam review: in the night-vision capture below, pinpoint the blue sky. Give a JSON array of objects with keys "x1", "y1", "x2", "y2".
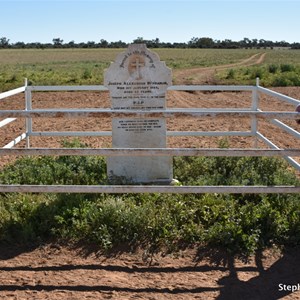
[{"x1": 1, "y1": 0, "x2": 299, "y2": 44}]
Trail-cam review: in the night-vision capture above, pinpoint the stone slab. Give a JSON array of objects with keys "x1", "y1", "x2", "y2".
[{"x1": 104, "y1": 44, "x2": 173, "y2": 184}]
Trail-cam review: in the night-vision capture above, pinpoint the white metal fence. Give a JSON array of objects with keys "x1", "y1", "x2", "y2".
[{"x1": 0, "y1": 81, "x2": 299, "y2": 194}]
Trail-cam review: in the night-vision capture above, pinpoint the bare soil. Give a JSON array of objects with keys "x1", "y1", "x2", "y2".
[
  {"x1": 0, "y1": 87, "x2": 299, "y2": 168},
  {"x1": 0, "y1": 244, "x2": 300, "y2": 300},
  {"x1": 0, "y1": 53, "x2": 300, "y2": 299}
]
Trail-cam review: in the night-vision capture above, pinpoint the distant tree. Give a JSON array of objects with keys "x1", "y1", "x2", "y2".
[
  {"x1": 220, "y1": 39, "x2": 232, "y2": 48},
  {"x1": 150, "y1": 38, "x2": 160, "y2": 48},
  {"x1": 164, "y1": 42, "x2": 173, "y2": 48},
  {"x1": 199, "y1": 37, "x2": 215, "y2": 48},
  {"x1": 52, "y1": 38, "x2": 63, "y2": 48},
  {"x1": 86, "y1": 41, "x2": 96, "y2": 48},
  {"x1": 258, "y1": 39, "x2": 267, "y2": 48},
  {"x1": 13, "y1": 41, "x2": 26, "y2": 49},
  {"x1": 0, "y1": 37, "x2": 10, "y2": 48},
  {"x1": 99, "y1": 39, "x2": 108, "y2": 48},
  {"x1": 252, "y1": 39, "x2": 258, "y2": 48},
  {"x1": 26, "y1": 42, "x2": 43, "y2": 49},
  {"x1": 173, "y1": 42, "x2": 188, "y2": 48},
  {"x1": 67, "y1": 40, "x2": 76, "y2": 48},
  {"x1": 276, "y1": 40, "x2": 290, "y2": 47},
  {"x1": 240, "y1": 37, "x2": 251, "y2": 48},
  {"x1": 109, "y1": 40, "x2": 127, "y2": 48},
  {"x1": 133, "y1": 37, "x2": 144, "y2": 44},
  {"x1": 291, "y1": 42, "x2": 300, "y2": 49},
  {"x1": 43, "y1": 43, "x2": 53, "y2": 49},
  {"x1": 188, "y1": 37, "x2": 199, "y2": 48},
  {"x1": 35, "y1": 42, "x2": 45, "y2": 49},
  {"x1": 78, "y1": 42, "x2": 86, "y2": 48}
]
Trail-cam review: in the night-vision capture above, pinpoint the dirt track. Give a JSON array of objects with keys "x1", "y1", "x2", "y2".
[{"x1": 173, "y1": 52, "x2": 266, "y2": 84}]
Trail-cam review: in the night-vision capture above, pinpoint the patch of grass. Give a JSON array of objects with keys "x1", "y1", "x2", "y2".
[
  {"x1": 0, "y1": 140, "x2": 299, "y2": 255},
  {"x1": 217, "y1": 50, "x2": 300, "y2": 86},
  {"x1": 219, "y1": 63, "x2": 300, "y2": 86},
  {"x1": 268, "y1": 64, "x2": 278, "y2": 74},
  {"x1": 0, "y1": 139, "x2": 107, "y2": 185}
]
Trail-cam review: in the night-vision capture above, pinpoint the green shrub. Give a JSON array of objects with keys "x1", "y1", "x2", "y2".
[
  {"x1": 250, "y1": 67, "x2": 265, "y2": 80},
  {"x1": 280, "y1": 64, "x2": 295, "y2": 72},
  {"x1": 268, "y1": 64, "x2": 278, "y2": 74},
  {"x1": 82, "y1": 69, "x2": 92, "y2": 79},
  {"x1": 271, "y1": 72, "x2": 300, "y2": 86},
  {"x1": 0, "y1": 139, "x2": 107, "y2": 185},
  {"x1": 226, "y1": 69, "x2": 235, "y2": 79},
  {"x1": 218, "y1": 62, "x2": 300, "y2": 86}
]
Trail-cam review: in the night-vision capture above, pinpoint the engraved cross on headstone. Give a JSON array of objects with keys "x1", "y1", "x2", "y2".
[{"x1": 131, "y1": 57, "x2": 145, "y2": 79}]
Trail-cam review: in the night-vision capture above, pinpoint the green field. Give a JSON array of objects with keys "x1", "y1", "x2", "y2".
[{"x1": 1, "y1": 48, "x2": 300, "y2": 91}]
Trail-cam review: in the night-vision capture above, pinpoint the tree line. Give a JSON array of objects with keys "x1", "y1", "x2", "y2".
[{"x1": 1, "y1": 36, "x2": 300, "y2": 49}]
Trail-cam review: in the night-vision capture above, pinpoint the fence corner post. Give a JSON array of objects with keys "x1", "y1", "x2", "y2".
[
  {"x1": 25, "y1": 78, "x2": 32, "y2": 148},
  {"x1": 251, "y1": 78, "x2": 260, "y2": 148}
]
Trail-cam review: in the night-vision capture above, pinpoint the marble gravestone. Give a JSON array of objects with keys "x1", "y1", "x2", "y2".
[{"x1": 104, "y1": 44, "x2": 173, "y2": 184}]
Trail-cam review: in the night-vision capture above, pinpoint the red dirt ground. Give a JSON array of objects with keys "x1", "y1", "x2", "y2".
[
  {"x1": 0, "y1": 87, "x2": 299, "y2": 167},
  {"x1": 0, "y1": 244, "x2": 299, "y2": 300},
  {"x1": 0, "y1": 51, "x2": 300, "y2": 300}
]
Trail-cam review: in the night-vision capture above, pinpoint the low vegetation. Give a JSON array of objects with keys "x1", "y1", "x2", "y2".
[
  {"x1": 218, "y1": 49, "x2": 300, "y2": 86},
  {"x1": 0, "y1": 140, "x2": 299, "y2": 256},
  {"x1": 1, "y1": 48, "x2": 300, "y2": 91},
  {"x1": 219, "y1": 63, "x2": 300, "y2": 86}
]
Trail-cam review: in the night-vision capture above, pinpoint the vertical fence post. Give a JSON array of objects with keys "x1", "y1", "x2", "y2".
[
  {"x1": 251, "y1": 78, "x2": 260, "y2": 148},
  {"x1": 25, "y1": 78, "x2": 32, "y2": 148}
]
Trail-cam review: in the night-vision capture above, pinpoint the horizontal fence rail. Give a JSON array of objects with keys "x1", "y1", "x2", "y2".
[
  {"x1": 27, "y1": 85, "x2": 109, "y2": 92},
  {"x1": 0, "y1": 86, "x2": 25, "y2": 100},
  {"x1": 0, "y1": 118, "x2": 16, "y2": 128},
  {"x1": 168, "y1": 85, "x2": 256, "y2": 92},
  {"x1": 3, "y1": 133, "x2": 26, "y2": 149},
  {"x1": 0, "y1": 185, "x2": 299, "y2": 194},
  {"x1": 257, "y1": 86, "x2": 300, "y2": 106},
  {"x1": 0, "y1": 109, "x2": 298, "y2": 120},
  {"x1": 27, "y1": 130, "x2": 254, "y2": 137},
  {"x1": 0, "y1": 148, "x2": 299, "y2": 157},
  {"x1": 270, "y1": 119, "x2": 300, "y2": 139}
]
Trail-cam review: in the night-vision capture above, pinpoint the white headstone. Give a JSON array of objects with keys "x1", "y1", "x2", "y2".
[{"x1": 104, "y1": 44, "x2": 173, "y2": 184}]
